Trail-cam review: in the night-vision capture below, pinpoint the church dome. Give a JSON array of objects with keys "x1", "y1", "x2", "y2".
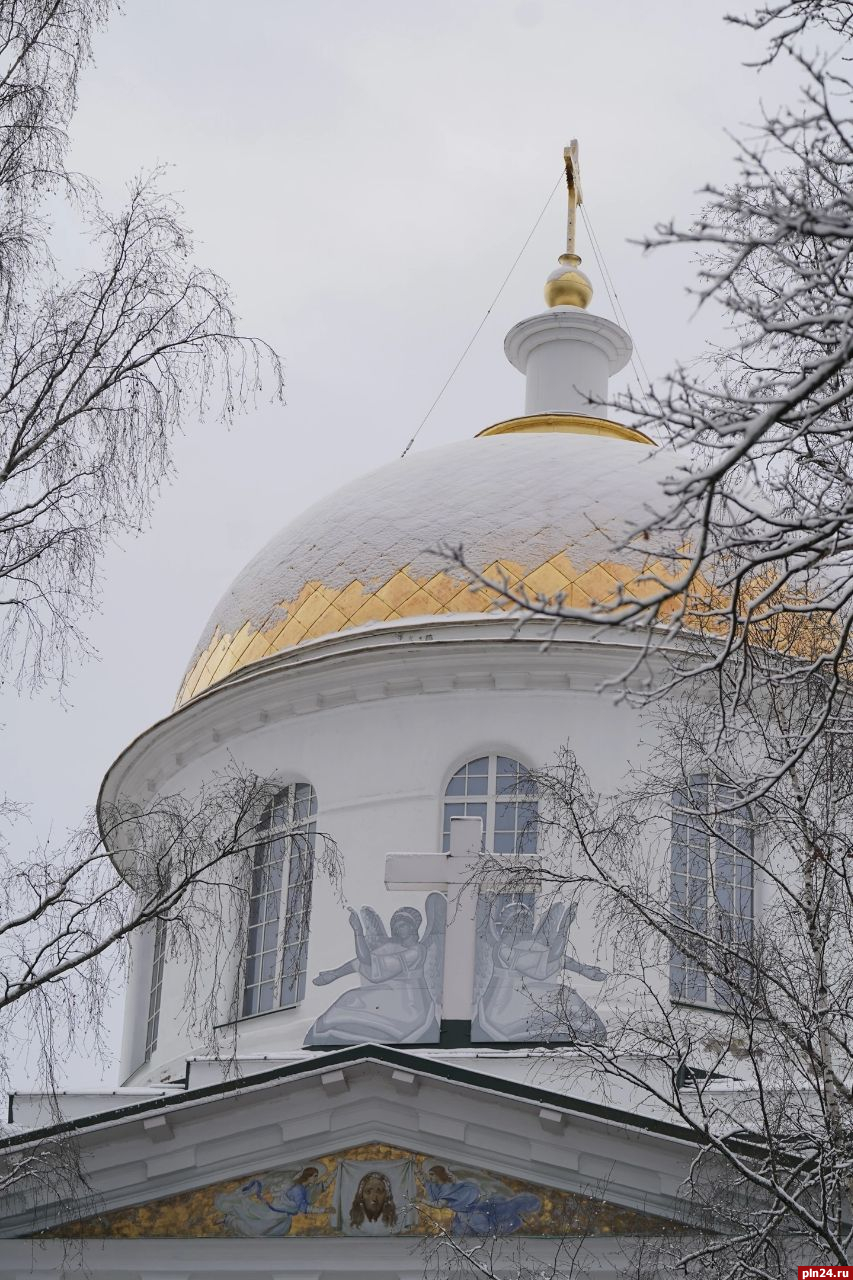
[
  {"x1": 176, "y1": 422, "x2": 674, "y2": 706},
  {"x1": 176, "y1": 149, "x2": 675, "y2": 709}
]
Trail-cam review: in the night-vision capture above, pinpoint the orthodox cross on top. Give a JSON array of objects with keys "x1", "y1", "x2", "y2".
[{"x1": 564, "y1": 139, "x2": 583, "y2": 258}]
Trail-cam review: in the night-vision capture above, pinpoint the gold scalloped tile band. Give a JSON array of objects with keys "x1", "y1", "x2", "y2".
[
  {"x1": 176, "y1": 552, "x2": 837, "y2": 708},
  {"x1": 175, "y1": 553, "x2": 676, "y2": 707}
]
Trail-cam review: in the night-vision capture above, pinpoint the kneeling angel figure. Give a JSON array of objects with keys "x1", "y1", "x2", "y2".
[
  {"x1": 472, "y1": 899, "x2": 606, "y2": 1044},
  {"x1": 305, "y1": 893, "x2": 446, "y2": 1046}
]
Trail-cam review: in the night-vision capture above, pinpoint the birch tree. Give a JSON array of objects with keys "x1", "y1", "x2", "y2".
[
  {"x1": 0, "y1": 766, "x2": 340, "y2": 1215},
  {"x1": 469, "y1": 666, "x2": 853, "y2": 1277},
  {"x1": 444, "y1": 12, "x2": 853, "y2": 1272},
  {"x1": 0, "y1": 0, "x2": 283, "y2": 688},
  {"x1": 0, "y1": 0, "x2": 286, "y2": 1180}
]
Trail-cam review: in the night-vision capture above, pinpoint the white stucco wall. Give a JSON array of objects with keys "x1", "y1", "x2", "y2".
[{"x1": 102, "y1": 617, "x2": 670, "y2": 1086}]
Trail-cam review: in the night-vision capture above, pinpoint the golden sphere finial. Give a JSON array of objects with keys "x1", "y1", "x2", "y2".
[{"x1": 544, "y1": 253, "x2": 593, "y2": 309}]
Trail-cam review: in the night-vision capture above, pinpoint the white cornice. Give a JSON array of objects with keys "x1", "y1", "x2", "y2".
[{"x1": 99, "y1": 614, "x2": 674, "y2": 813}]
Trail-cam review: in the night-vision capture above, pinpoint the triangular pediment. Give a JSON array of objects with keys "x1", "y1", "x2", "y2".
[
  {"x1": 1, "y1": 1047, "x2": 700, "y2": 1244},
  {"x1": 39, "y1": 1141, "x2": 689, "y2": 1241}
]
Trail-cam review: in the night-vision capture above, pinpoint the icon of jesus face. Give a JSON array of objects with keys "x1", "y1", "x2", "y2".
[
  {"x1": 349, "y1": 1170, "x2": 398, "y2": 1229},
  {"x1": 360, "y1": 1173, "x2": 388, "y2": 1219}
]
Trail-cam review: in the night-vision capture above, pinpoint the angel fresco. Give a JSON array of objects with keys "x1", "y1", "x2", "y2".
[
  {"x1": 304, "y1": 893, "x2": 446, "y2": 1045},
  {"x1": 214, "y1": 1165, "x2": 331, "y2": 1237},
  {"x1": 422, "y1": 1161, "x2": 541, "y2": 1236},
  {"x1": 472, "y1": 899, "x2": 607, "y2": 1044}
]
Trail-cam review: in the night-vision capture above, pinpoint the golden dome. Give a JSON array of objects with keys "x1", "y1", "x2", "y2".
[{"x1": 544, "y1": 253, "x2": 593, "y2": 309}]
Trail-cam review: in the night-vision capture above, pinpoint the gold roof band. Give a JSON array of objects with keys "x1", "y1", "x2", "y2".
[{"x1": 476, "y1": 413, "x2": 654, "y2": 446}]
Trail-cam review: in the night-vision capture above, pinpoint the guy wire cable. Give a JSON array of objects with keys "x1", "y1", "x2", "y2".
[
  {"x1": 580, "y1": 202, "x2": 653, "y2": 391},
  {"x1": 401, "y1": 169, "x2": 565, "y2": 459}
]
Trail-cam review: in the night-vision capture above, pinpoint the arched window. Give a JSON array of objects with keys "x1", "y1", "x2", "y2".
[
  {"x1": 442, "y1": 755, "x2": 537, "y2": 854},
  {"x1": 670, "y1": 774, "x2": 754, "y2": 1007},
  {"x1": 242, "y1": 782, "x2": 318, "y2": 1018}
]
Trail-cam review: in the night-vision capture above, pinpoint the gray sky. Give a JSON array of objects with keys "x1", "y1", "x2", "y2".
[{"x1": 0, "y1": 0, "x2": 795, "y2": 1087}]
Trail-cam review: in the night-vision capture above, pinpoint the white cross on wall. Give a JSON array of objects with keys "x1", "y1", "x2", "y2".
[{"x1": 384, "y1": 815, "x2": 541, "y2": 1026}]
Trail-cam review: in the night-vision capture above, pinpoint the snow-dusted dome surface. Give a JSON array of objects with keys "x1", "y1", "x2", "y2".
[{"x1": 177, "y1": 431, "x2": 675, "y2": 706}]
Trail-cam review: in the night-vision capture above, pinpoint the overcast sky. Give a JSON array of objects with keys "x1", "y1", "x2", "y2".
[{"x1": 1, "y1": 0, "x2": 797, "y2": 1088}]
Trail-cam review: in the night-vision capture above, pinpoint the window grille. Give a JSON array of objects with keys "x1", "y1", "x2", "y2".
[
  {"x1": 242, "y1": 782, "x2": 318, "y2": 1018},
  {"x1": 670, "y1": 775, "x2": 754, "y2": 1007},
  {"x1": 442, "y1": 755, "x2": 537, "y2": 854},
  {"x1": 145, "y1": 915, "x2": 168, "y2": 1059}
]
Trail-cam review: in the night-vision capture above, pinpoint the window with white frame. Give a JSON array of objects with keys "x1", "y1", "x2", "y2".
[
  {"x1": 670, "y1": 774, "x2": 754, "y2": 1007},
  {"x1": 145, "y1": 915, "x2": 167, "y2": 1059},
  {"x1": 442, "y1": 755, "x2": 538, "y2": 854},
  {"x1": 242, "y1": 782, "x2": 318, "y2": 1018}
]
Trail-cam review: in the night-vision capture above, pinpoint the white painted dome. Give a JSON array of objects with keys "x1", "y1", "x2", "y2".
[{"x1": 177, "y1": 428, "x2": 676, "y2": 706}]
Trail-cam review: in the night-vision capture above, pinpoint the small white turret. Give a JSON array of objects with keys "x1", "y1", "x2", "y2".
[{"x1": 504, "y1": 308, "x2": 632, "y2": 417}]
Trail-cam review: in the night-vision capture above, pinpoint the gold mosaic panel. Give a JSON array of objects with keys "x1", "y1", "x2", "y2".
[{"x1": 40, "y1": 1142, "x2": 689, "y2": 1240}]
